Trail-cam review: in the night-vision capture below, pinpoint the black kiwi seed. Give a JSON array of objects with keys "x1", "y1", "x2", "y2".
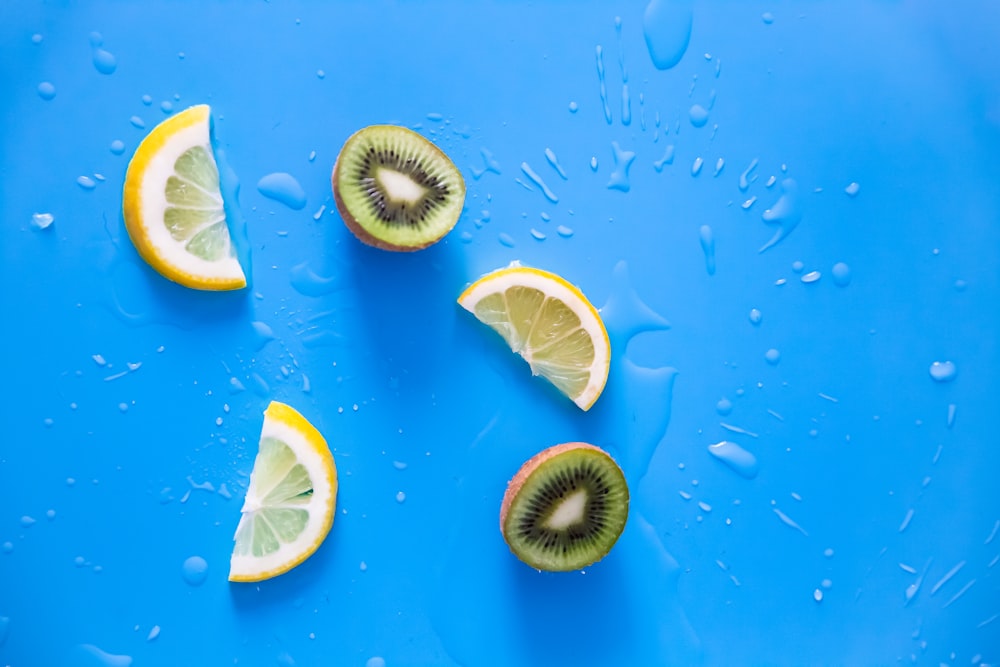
[
  {"x1": 332, "y1": 125, "x2": 466, "y2": 252},
  {"x1": 500, "y1": 442, "x2": 629, "y2": 572}
]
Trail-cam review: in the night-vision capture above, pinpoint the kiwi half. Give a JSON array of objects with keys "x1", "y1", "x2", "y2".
[
  {"x1": 500, "y1": 442, "x2": 629, "y2": 572},
  {"x1": 332, "y1": 125, "x2": 465, "y2": 251}
]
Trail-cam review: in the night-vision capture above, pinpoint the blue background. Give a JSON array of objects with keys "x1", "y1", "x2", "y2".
[{"x1": 2, "y1": 2, "x2": 999, "y2": 665}]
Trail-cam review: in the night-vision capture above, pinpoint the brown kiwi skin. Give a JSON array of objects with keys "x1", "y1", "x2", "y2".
[
  {"x1": 331, "y1": 126, "x2": 463, "y2": 252},
  {"x1": 500, "y1": 442, "x2": 625, "y2": 562}
]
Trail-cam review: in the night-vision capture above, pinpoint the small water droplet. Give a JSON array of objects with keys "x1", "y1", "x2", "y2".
[
  {"x1": 37, "y1": 81, "x2": 56, "y2": 100},
  {"x1": 31, "y1": 212, "x2": 55, "y2": 230},
  {"x1": 141, "y1": 94, "x2": 152, "y2": 106},
  {"x1": 316, "y1": 69, "x2": 325, "y2": 79},
  {"x1": 568, "y1": 101, "x2": 579, "y2": 113},
  {"x1": 739, "y1": 158, "x2": 759, "y2": 192},
  {"x1": 497, "y1": 232, "x2": 515, "y2": 248},
  {"x1": 146, "y1": 625, "x2": 160, "y2": 641},
  {"x1": 741, "y1": 196, "x2": 757, "y2": 209},
  {"x1": 77, "y1": 175, "x2": 97, "y2": 190},
  {"x1": 653, "y1": 144, "x2": 675, "y2": 172},
  {"x1": 929, "y1": 361, "x2": 956, "y2": 382},
  {"x1": 813, "y1": 588, "x2": 823, "y2": 602},
  {"x1": 765, "y1": 348, "x2": 781, "y2": 365},
  {"x1": 20, "y1": 515, "x2": 36, "y2": 527},
  {"x1": 707, "y1": 441, "x2": 759, "y2": 479},
  {"x1": 160, "y1": 100, "x2": 173, "y2": 114},
  {"x1": 589, "y1": 156, "x2": 598, "y2": 171},
  {"x1": 91, "y1": 41, "x2": 118, "y2": 75},
  {"x1": 713, "y1": 158, "x2": 724, "y2": 177},
  {"x1": 689, "y1": 104, "x2": 709, "y2": 127},
  {"x1": 2, "y1": 542, "x2": 13, "y2": 554},
  {"x1": 544, "y1": 148, "x2": 569, "y2": 180},
  {"x1": 129, "y1": 115, "x2": 145, "y2": 129},
  {"x1": 760, "y1": 178, "x2": 802, "y2": 252},
  {"x1": 800, "y1": 270, "x2": 821, "y2": 284},
  {"x1": 698, "y1": 225, "x2": 715, "y2": 275},
  {"x1": 691, "y1": 156, "x2": 703, "y2": 176},
  {"x1": 257, "y1": 173, "x2": 307, "y2": 210},
  {"x1": 716, "y1": 397, "x2": 733, "y2": 415},
  {"x1": 607, "y1": 141, "x2": 636, "y2": 191},
  {"x1": 762, "y1": 11, "x2": 775, "y2": 24},
  {"x1": 831, "y1": 262, "x2": 851, "y2": 286},
  {"x1": 110, "y1": 140, "x2": 125, "y2": 155},
  {"x1": 845, "y1": 182, "x2": 860, "y2": 197},
  {"x1": 791, "y1": 260, "x2": 804, "y2": 273},
  {"x1": 359, "y1": 560, "x2": 368, "y2": 572},
  {"x1": 530, "y1": 228, "x2": 546, "y2": 241},
  {"x1": 32, "y1": 33, "x2": 44, "y2": 44},
  {"x1": 395, "y1": 491, "x2": 406, "y2": 503},
  {"x1": 181, "y1": 556, "x2": 208, "y2": 586},
  {"x1": 366, "y1": 658, "x2": 386, "y2": 667},
  {"x1": 556, "y1": 225, "x2": 574, "y2": 238},
  {"x1": 749, "y1": 308, "x2": 762, "y2": 325}
]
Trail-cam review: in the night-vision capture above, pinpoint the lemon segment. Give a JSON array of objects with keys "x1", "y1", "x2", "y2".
[
  {"x1": 229, "y1": 401, "x2": 337, "y2": 582},
  {"x1": 122, "y1": 104, "x2": 246, "y2": 290},
  {"x1": 458, "y1": 264, "x2": 611, "y2": 411}
]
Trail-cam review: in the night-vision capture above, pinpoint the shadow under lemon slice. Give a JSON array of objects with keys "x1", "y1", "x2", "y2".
[{"x1": 122, "y1": 104, "x2": 246, "y2": 290}]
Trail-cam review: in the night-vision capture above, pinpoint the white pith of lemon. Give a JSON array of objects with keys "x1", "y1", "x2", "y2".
[
  {"x1": 122, "y1": 104, "x2": 246, "y2": 290},
  {"x1": 458, "y1": 263, "x2": 611, "y2": 411},
  {"x1": 229, "y1": 401, "x2": 337, "y2": 582}
]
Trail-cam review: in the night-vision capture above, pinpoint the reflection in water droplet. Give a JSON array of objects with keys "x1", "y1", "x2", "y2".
[
  {"x1": 698, "y1": 225, "x2": 715, "y2": 275},
  {"x1": 759, "y1": 178, "x2": 802, "y2": 252},
  {"x1": 929, "y1": 361, "x2": 956, "y2": 382},
  {"x1": 643, "y1": 0, "x2": 694, "y2": 70},
  {"x1": 257, "y1": 172, "x2": 307, "y2": 210},
  {"x1": 182, "y1": 556, "x2": 208, "y2": 586},
  {"x1": 708, "y1": 441, "x2": 759, "y2": 479},
  {"x1": 607, "y1": 142, "x2": 636, "y2": 192},
  {"x1": 831, "y1": 262, "x2": 851, "y2": 286}
]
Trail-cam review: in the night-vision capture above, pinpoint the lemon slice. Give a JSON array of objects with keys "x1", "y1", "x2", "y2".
[
  {"x1": 122, "y1": 104, "x2": 246, "y2": 290},
  {"x1": 229, "y1": 401, "x2": 337, "y2": 582},
  {"x1": 458, "y1": 263, "x2": 611, "y2": 411}
]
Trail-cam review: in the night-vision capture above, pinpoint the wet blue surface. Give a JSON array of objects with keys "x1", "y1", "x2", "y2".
[{"x1": 2, "y1": 2, "x2": 1000, "y2": 665}]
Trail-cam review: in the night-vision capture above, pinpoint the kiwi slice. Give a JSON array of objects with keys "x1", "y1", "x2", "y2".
[
  {"x1": 500, "y1": 442, "x2": 629, "y2": 572},
  {"x1": 332, "y1": 125, "x2": 466, "y2": 251}
]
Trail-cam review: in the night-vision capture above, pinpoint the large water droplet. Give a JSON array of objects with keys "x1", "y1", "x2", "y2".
[
  {"x1": 929, "y1": 361, "x2": 956, "y2": 382},
  {"x1": 643, "y1": 0, "x2": 694, "y2": 70},
  {"x1": 257, "y1": 173, "x2": 307, "y2": 210},
  {"x1": 707, "y1": 441, "x2": 759, "y2": 479}
]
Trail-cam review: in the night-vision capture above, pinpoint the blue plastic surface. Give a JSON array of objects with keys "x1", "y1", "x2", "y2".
[{"x1": 2, "y1": 3, "x2": 999, "y2": 665}]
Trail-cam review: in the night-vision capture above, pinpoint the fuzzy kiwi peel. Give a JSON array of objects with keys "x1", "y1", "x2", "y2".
[
  {"x1": 332, "y1": 125, "x2": 465, "y2": 251},
  {"x1": 500, "y1": 442, "x2": 629, "y2": 572}
]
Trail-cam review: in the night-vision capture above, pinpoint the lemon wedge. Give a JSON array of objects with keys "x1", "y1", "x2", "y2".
[
  {"x1": 458, "y1": 263, "x2": 611, "y2": 411},
  {"x1": 229, "y1": 401, "x2": 337, "y2": 582},
  {"x1": 122, "y1": 104, "x2": 246, "y2": 290}
]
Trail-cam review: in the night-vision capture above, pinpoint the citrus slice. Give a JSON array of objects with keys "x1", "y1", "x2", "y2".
[
  {"x1": 457, "y1": 263, "x2": 611, "y2": 411},
  {"x1": 122, "y1": 104, "x2": 246, "y2": 290},
  {"x1": 229, "y1": 401, "x2": 337, "y2": 582}
]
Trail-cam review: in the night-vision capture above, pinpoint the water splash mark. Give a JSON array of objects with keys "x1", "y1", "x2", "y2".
[
  {"x1": 643, "y1": 0, "x2": 694, "y2": 70},
  {"x1": 595, "y1": 46, "x2": 613, "y2": 124},
  {"x1": 615, "y1": 17, "x2": 632, "y2": 126},
  {"x1": 470, "y1": 148, "x2": 502, "y2": 180},
  {"x1": 929, "y1": 560, "x2": 966, "y2": 596},
  {"x1": 773, "y1": 508, "x2": 809, "y2": 536},
  {"x1": 759, "y1": 178, "x2": 802, "y2": 253},
  {"x1": 607, "y1": 142, "x2": 636, "y2": 192},
  {"x1": 290, "y1": 260, "x2": 346, "y2": 297},
  {"x1": 698, "y1": 225, "x2": 715, "y2": 275},
  {"x1": 520, "y1": 162, "x2": 559, "y2": 203},
  {"x1": 941, "y1": 578, "x2": 976, "y2": 609},
  {"x1": 544, "y1": 148, "x2": 568, "y2": 180}
]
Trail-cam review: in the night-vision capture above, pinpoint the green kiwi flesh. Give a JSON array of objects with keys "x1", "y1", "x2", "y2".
[
  {"x1": 500, "y1": 442, "x2": 629, "y2": 572},
  {"x1": 332, "y1": 125, "x2": 465, "y2": 251}
]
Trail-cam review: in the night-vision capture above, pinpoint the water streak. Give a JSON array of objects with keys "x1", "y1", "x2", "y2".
[{"x1": 520, "y1": 162, "x2": 559, "y2": 203}]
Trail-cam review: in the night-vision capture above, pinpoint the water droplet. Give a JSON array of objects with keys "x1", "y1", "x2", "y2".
[
  {"x1": 110, "y1": 140, "x2": 125, "y2": 155},
  {"x1": 568, "y1": 101, "x2": 579, "y2": 113},
  {"x1": 37, "y1": 81, "x2": 56, "y2": 100},
  {"x1": 91, "y1": 37, "x2": 118, "y2": 75},
  {"x1": 316, "y1": 69, "x2": 326, "y2": 79},
  {"x1": 589, "y1": 156, "x2": 599, "y2": 171},
  {"x1": 831, "y1": 262, "x2": 851, "y2": 286},
  {"x1": 544, "y1": 148, "x2": 568, "y2": 180},
  {"x1": 146, "y1": 625, "x2": 160, "y2": 641},
  {"x1": 498, "y1": 232, "x2": 515, "y2": 248},
  {"x1": 707, "y1": 441, "x2": 759, "y2": 479},
  {"x1": 360, "y1": 560, "x2": 368, "y2": 572},
  {"x1": 653, "y1": 145, "x2": 675, "y2": 172},
  {"x1": 556, "y1": 225, "x2": 574, "y2": 238},
  {"x1": 31, "y1": 212, "x2": 54, "y2": 230},
  {"x1": 20, "y1": 515, "x2": 36, "y2": 527},
  {"x1": 947, "y1": 403, "x2": 956, "y2": 428},
  {"x1": 765, "y1": 348, "x2": 781, "y2": 365},
  {"x1": 129, "y1": 116, "x2": 145, "y2": 129},
  {"x1": 2, "y1": 542, "x2": 12, "y2": 554},
  {"x1": 738, "y1": 158, "x2": 759, "y2": 192},
  {"x1": 366, "y1": 658, "x2": 386, "y2": 667},
  {"x1": 899, "y1": 508, "x2": 915, "y2": 532},
  {"x1": 257, "y1": 172, "x2": 307, "y2": 210},
  {"x1": 32, "y1": 33, "x2": 43, "y2": 44},
  {"x1": 160, "y1": 100, "x2": 173, "y2": 114},
  {"x1": 607, "y1": 141, "x2": 636, "y2": 192},
  {"x1": 141, "y1": 94, "x2": 152, "y2": 106},
  {"x1": 181, "y1": 556, "x2": 208, "y2": 586},
  {"x1": 929, "y1": 361, "x2": 957, "y2": 382},
  {"x1": 698, "y1": 225, "x2": 715, "y2": 275},
  {"x1": 78, "y1": 644, "x2": 133, "y2": 666},
  {"x1": 46, "y1": 509, "x2": 56, "y2": 520},
  {"x1": 690, "y1": 157, "x2": 703, "y2": 176},
  {"x1": 595, "y1": 45, "x2": 612, "y2": 124},
  {"x1": 749, "y1": 308, "x2": 762, "y2": 325},
  {"x1": 800, "y1": 270, "x2": 821, "y2": 284},
  {"x1": 844, "y1": 182, "x2": 860, "y2": 197},
  {"x1": 824, "y1": 548, "x2": 834, "y2": 558},
  {"x1": 791, "y1": 260, "x2": 804, "y2": 273},
  {"x1": 643, "y1": 0, "x2": 694, "y2": 70},
  {"x1": 77, "y1": 175, "x2": 97, "y2": 190},
  {"x1": 759, "y1": 178, "x2": 802, "y2": 252},
  {"x1": 773, "y1": 508, "x2": 809, "y2": 536},
  {"x1": 520, "y1": 162, "x2": 558, "y2": 203},
  {"x1": 715, "y1": 397, "x2": 733, "y2": 415},
  {"x1": 762, "y1": 11, "x2": 775, "y2": 24},
  {"x1": 813, "y1": 589, "x2": 823, "y2": 602},
  {"x1": 530, "y1": 228, "x2": 546, "y2": 241},
  {"x1": 395, "y1": 491, "x2": 406, "y2": 503},
  {"x1": 689, "y1": 104, "x2": 709, "y2": 128},
  {"x1": 713, "y1": 158, "x2": 724, "y2": 177}
]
